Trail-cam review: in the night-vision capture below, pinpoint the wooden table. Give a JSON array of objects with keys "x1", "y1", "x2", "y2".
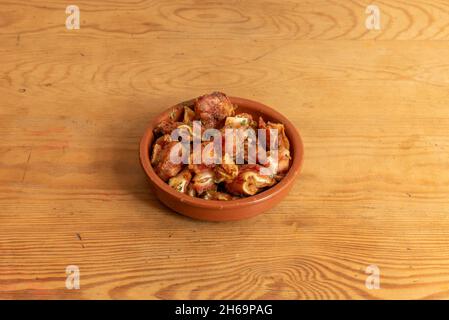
[{"x1": 2, "y1": 0, "x2": 449, "y2": 300}]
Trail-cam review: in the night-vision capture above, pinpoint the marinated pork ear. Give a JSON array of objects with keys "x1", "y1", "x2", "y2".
[
  {"x1": 194, "y1": 92, "x2": 235, "y2": 129},
  {"x1": 168, "y1": 168, "x2": 192, "y2": 193},
  {"x1": 267, "y1": 121, "x2": 290, "y2": 151},
  {"x1": 151, "y1": 134, "x2": 172, "y2": 165},
  {"x1": 154, "y1": 141, "x2": 184, "y2": 181},
  {"x1": 225, "y1": 164, "x2": 276, "y2": 196},
  {"x1": 202, "y1": 190, "x2": 234, "y2": 201},
  {"x1": 224, "y1": 113, "x2": 256, "y2": 129},
  {"x1": 188, "y1": 141, "x2": 218, "y2": 172},
  {"x1": 191, "y1": 168, "x2": 216, "y2": 195},
  {"x1": 277, "y1": 148, "x2": 291, "y2": 173},
  {"x1": 174, "y1": 124, "x2": 194, "y2": 142},
  {"x1": 186, "y1": 184, "x2": 197, "y2": 197},
  {"x1": 258, "y1": 116, "x2": 267, "y2": 129},
  {"x1": 258, "y1": 116, "x2": 290, "y2": 152},
  {"x1": 214, "y1": 153, "x2": 239, "y2": 183},
  {"x1": 154, "y1": 120, "x2": 185, "y2": 136},
  {"x1": 183, "y1": 106, "x2": 196, "y2": 124},
  {"x1": 262, "y1": 148, "x2": 291, "y2": 175}
]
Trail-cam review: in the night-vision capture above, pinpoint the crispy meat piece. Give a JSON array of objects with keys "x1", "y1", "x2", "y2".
[
  {"x1": 261, "y1": 148, "x2": 291, "y2": 175},
  {"x1": 258, "y1": 116, "x2": 267, "y2": 129},
  {"x1": 214, "y1": 153, "x2": 239, "y2": 183},
  {"x1": 189, "y1": 162, "x2": 212, "y2": 174},
  {"x1": 225, "y1": 164, "x2": 276, "y2": 196},
  {"x1": 183, "y1": 106, "x2": 196, "y2": 124},
  {"x1": 175, "y1": 124, "x2": 194, "y2": 142},
  {"x1": 154, "y1": 141, "x2": 184, "y2": 181},
  {"x1": 224, "y1": 113, "x2": 256, "y2": 129},
  {"x1": 191, "y1": 168, "x2": 216, "y2": 195},
  {"x1": 202, "y1": 190, "x2": 233, "y2": 201},
  {"x1": 151, "y1": 134, "x2": 172, "y2": 165},
  {"x1": 154, "y1": 120, "x2": 185, "y2": 136},
  {"x1": 267, "y1": 121, "x2": 290, "y2": 151},
  {"x1": 186, "y1": 184, "x2": 197, "y2": 197},
  {"x1": 220, "y1": 127, "x2": 255, "y2": 164},
  {"x1": 155, "y1": 120, "x2": 193, "y2": 144},
  {"x1": 277, "y1": 148, "x2": 291, "y2": 173},
  {"x1": 257, "y1": 116, "x2": 290, "y2": 152},
  {"x1": 194, "y1": 92, "x2": 235, "y2": 129},
  {"x1": 189, "y1": 141, "x2": 219, "y2": 171},
  {"x1": 168, "y1": 168, "x2": 192, "y2": 193}
]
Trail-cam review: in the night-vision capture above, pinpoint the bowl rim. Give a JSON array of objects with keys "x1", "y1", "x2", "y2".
[{"x1": 139, "y1": 96, "x2": 304, "y2": 209}]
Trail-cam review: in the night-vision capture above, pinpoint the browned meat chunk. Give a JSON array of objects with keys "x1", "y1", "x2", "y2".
[
  {"x1": 194, "y1": 92, "x2": 235, "y2": 129},
  {"x1": 154, "y1": 120, "x2": 184, "y2": 136},
  {"x1": 154, "y1": 141, "x2": 184, "y2": 181}
]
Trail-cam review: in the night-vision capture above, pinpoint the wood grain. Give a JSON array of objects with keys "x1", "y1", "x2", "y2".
[{"x1": 1, "y1": 0, "x2": 449, "y2": 299}]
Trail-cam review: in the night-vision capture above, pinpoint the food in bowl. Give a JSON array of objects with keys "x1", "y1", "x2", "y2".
[{"x1": 150, "y1": 92, "x2": 292, "y2": 200}]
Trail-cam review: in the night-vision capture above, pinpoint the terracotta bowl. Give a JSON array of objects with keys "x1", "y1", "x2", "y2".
[{"x1": 139, "y1": 96, "x2": 304, "y2": 221}]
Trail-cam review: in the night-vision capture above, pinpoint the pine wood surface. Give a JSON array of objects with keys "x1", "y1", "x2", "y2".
[{"x1": 1, "y1": 0, "x2": 449, "y2": 299}]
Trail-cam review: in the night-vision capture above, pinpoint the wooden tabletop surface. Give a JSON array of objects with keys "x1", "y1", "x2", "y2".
[{"x1": 2, "y1": 0, "x2": 449, "y2": 300}]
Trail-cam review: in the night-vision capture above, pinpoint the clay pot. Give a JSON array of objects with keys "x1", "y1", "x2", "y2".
[{"x1": 139, "y1": 97, "x2": 304, "y2": 221}]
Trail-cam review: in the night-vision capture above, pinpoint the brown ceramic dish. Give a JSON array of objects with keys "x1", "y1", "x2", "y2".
[{"x1": 139, "y1": 96, "x2": 304, "y2": 221}]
